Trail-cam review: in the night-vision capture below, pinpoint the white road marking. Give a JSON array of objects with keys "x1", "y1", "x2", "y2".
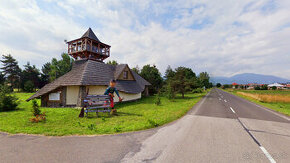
[
  {"x1": 259, "y1": 146, "x2": 276, "y2": 163},
  {"x1": 229, "y1": 107, "x2": 235, "y2": 113},
  {"x1": 219, "y1": 89, "x2": 278, "y2": 163},
  {"x1": 224, "y1": 99, "x2": 227, "y2": 102},
  {"x1": 218, "y1": 98, "x2": 221, "y2": 100}
]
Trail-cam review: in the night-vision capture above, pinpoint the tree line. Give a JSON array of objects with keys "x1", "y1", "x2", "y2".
[
  {"x1": 0, "y1": 55, "x2": 212, "y2": 98},
  {"x1": 108, "y1": 60, "x2": 213, "y2": 99},
  {"x1": 0, "y1": 53, "x2": 73, "y2": 92}
]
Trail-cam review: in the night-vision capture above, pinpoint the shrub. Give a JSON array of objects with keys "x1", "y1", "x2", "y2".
[
  {"x1": 254, "y1": 86, "x2": 261, "y2": 90},
  {"x1": 0, "y1": 84, "x2": 18, "y2": 112},
  {"x1": 155, "y1": 91, "x2": 161, "y2": 105},
  {"x1": 32, "y1": 100, "x2": 41, "y2": 116},
  {"x1": 192, "y1": 88, "x2": 203, "y2": 93},
  {"x1": 30, "y1": 113, "x2": 46, "y2": 123},
  {"x1": 261, "y1": 85, "x2": 268, "y2": 90},
  {"x1": 164, "y1": 84, "x2": 176, "y2": 100},
  {"x1": 272, "y1": 86, "x2": 277, "y2": 90},
  {"x1": 23, "y1": 80, "x2": 34, "y2": 92},
  {"x1": 30, "y1": 100, "x2": 46, "y2": 123},
  {"x1": 148, "y1": 119, "x2": 159, "y2": 127},
  {"x1": 114, "y1": 126, "x2": 122, "y2": 132},
  {"x1": 216, "y1": 83, "x2": 221, "y2": 87}
]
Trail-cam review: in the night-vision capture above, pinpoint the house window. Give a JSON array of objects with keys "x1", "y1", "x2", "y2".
[
  {"x1": 49, "y1": 91, "x2": 61, "y2": 101},
  {"x1": 123, "y1": 71, "x2": 128, "y2": 79}
]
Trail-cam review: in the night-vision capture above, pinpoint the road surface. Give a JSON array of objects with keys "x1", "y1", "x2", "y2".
[{"x1": 1, "y1": 88, "x2": 289, "y2": 163}]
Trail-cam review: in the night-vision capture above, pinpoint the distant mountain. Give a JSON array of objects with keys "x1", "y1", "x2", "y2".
[{"x1": 211, "y1": 73, "x2": 290, "y2": 84}]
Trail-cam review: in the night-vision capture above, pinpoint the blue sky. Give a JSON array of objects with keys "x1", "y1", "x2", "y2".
[{"x1": 0, "y1": 0, "x2": 290, "y2": 79}]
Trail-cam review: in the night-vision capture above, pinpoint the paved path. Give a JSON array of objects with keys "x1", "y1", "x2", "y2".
[{"x1": 1, "y1": 88, "x2": 290, "y2": 163}]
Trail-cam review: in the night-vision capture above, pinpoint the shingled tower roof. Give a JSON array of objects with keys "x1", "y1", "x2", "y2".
[
  {"x1": 67, "y1": 28, "x2": 110, "y2": 61},
  {"x1": 81, "y1": 27, "x2": 100, "y2": 42}
]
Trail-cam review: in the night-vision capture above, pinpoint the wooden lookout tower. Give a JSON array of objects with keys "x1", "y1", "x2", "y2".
[{"x1": 67, "y1": 28, "x2": 111, "y2": 61}]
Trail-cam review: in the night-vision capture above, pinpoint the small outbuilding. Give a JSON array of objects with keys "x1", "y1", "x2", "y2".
[{"x1": 27, "y1": 28, "x2": 150, "y2": 107}]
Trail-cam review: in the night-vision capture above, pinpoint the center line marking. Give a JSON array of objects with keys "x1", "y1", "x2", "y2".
[
  {"x1": 220, "y1": 89, "x2": 277, "y2": 163},
  {"x1": 260, "y1": 146, "x2": 276, "y2": 163},
  {"x1": 230, "y1": 107, "x2": 235, "y2": 113}
]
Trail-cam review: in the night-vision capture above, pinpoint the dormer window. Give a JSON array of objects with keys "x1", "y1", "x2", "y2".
[{"x1": 123, "y1": 71, "x2": 128, "y2": 79}]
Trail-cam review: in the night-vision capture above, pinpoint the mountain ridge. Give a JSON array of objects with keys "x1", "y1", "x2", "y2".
[{"x1": 211, "y1": 73, "x2": 290, "y2": 84}]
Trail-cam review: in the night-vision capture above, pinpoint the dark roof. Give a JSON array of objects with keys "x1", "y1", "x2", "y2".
[
  {"x1": 27, "y1": 60, "x2": 150, "y2": 101},
  {"x1": 114, "y1": 64, "x2": 127, "y2": 79},
  {"x1": 81, "y1": 28, "x2": 100, "y2": 42}
]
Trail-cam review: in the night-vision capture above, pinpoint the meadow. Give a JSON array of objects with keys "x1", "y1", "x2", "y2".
[
  {"x1": 228, "y1": 89, "x2": 290, "y2": 116},
  {"x1": 0, "y1": 92, "x2": 207, "y2": 136}
]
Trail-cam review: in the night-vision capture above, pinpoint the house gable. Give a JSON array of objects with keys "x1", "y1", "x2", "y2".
[{"x1": 116, "y1": 65, "x2": 135, "y2": 81}]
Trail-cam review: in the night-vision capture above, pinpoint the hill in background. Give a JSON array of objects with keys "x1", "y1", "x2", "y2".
[{"x1": 211, "y1": 73, "x2": 290, "y2": 84}]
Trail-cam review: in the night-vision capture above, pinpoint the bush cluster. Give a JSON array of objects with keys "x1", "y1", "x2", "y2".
[
  {"x1": 192, "y1": 88, "x2": 203, "y2": 93},
  {"x1": 0, "y1": 85, "x2": 18, "y2": 112}
]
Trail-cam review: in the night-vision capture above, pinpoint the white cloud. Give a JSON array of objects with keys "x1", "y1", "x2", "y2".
[{"x1": 0, "y1": 0, "x2": 289, "y2": 79}]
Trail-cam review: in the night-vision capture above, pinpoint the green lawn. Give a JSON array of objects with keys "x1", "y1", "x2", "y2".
[
  {"x1": 225, "y1": 89, "x2": 290, "y2": 116},
  {"x1": 0, "y1": 92, "x2": 207, "y2": 136}
]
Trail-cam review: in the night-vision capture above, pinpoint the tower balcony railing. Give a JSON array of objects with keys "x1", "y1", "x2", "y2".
[{"x1": 68, "y1": 45, "x2": 110, "y2": 56}]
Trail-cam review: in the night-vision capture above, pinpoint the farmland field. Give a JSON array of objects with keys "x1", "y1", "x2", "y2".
[
  {"x1": 0, "y1": 91, "x2": 207, "y2": 136},
  {"x1": 227, "y1": 89, "x2": 290, "y2": 116}
]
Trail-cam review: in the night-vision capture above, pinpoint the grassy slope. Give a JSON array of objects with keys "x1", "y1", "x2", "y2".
[
  {"x1": 225, "y1": 89, "x2": 290, "y2": 116},
  {"x1": 0, "y1": 92, "x2": 207, "y2": 136}
]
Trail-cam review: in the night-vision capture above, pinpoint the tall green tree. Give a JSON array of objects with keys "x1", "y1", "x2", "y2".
[
  {"x1": 20, "y1": 62, "x2": 40, "y2": 92},
  {"x1": 0, "y1": 54, "x2": 21, "y2": 90},
  {"x1": 164, "y1": 65, "x2": 175, "y2": 81},
  {"x1": 198, "y1": 72, "x2": 211, "y2": 88},
  {"x1": 39, "y1": 62, "x2": 51, "y2": 88},
  {"x1": 216, "y1": 83, "x2": 222, "y2": 87},
  {"x1": 0, "y1": 72, "x2": 5, "y2": 85},
  {"x1": 106, "y1": 60, "x2": 118, "y2": 65},
  {"x1": 140, "y1": 64, "x2": 163, "y2": 95},
  {"x1": 132, "y1": 65, "x2": 140, "y2": 74},
  {"x1": 49, "y1": 53, "x2": 74, "y2": 81},
  {"x1": 0, "y1": 84, "x2": 18, "y2": 111},
  {"x1": 171, "y1": 67, "x2": 197, "y2": 98}
]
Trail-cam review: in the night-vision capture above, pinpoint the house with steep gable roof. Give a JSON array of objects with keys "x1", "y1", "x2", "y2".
[{"x1": 27, "y1": 28, "x2": 150, "y2": 107}]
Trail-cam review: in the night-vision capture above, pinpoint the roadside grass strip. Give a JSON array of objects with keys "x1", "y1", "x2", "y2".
[{"x1": 0, "y1": 92, "x2": 207, "y2": 136}]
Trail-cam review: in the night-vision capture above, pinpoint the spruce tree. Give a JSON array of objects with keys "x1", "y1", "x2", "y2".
[{"x1": 0, "y1": 54, "x2": 21, "y2": 90}]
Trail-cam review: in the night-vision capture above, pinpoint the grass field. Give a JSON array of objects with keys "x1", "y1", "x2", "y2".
[
  {"x1": 226, "y1": 89, "x2": 290, "y2": 116},
  {"x1": 0, "y1": 92, "x2": 207, "y2": 136}
]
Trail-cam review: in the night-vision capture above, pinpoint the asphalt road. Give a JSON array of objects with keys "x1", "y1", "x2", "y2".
[{"x1": 1, "y1": 88, "x2": 290, "y2": 163}]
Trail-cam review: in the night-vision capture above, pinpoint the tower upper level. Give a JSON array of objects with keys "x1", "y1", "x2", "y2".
[{"x1": 67, "y1": 28, "x2": 110, "y2": 61}]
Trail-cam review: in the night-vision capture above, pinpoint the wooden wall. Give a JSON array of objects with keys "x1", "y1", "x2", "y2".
[{"x1": 41, "y1": 87, "x2": 66, "y2": 107}]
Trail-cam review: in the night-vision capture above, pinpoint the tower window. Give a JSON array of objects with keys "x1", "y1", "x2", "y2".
[{"x1": 123, "y1": 71, "x2": 128, "y2": 79}]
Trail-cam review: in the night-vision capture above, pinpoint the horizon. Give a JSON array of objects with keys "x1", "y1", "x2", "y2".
[
  {"x1": 0, "y1": 0, "x2": 290, "y2": 79},
  {"x1": 213, "y1": 72, "x2": 290, "y2": 80}
]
